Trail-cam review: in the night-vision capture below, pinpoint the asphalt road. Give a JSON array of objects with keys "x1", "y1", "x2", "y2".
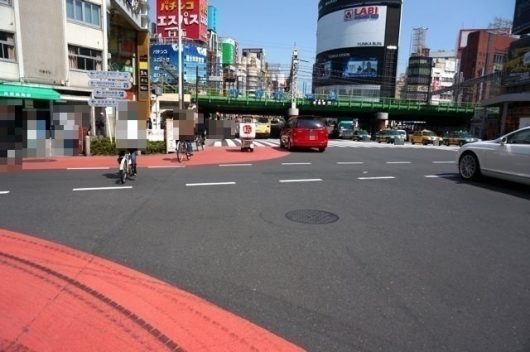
[{"x1": 1, "y1": 146, "x2": 529, "y2": 352}]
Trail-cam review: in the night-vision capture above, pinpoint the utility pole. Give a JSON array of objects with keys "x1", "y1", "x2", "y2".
[
  {"x1": 177, "y1": 0, "x2": 183, "y2": 110},
  {"x1": 288, "y1": 48, "x2": 299, "y2": 117}
]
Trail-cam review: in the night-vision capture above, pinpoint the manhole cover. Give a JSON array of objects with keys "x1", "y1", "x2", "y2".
[{"x1": 285, "y1": 209, "x2": 339, "y2": 224}]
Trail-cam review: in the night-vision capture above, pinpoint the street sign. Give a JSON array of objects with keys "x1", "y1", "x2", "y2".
[
  {"x1": 92, "y1": 89, "x2": 127, "y2": 99},
  {"x1": 87, "y1": 71, "x2": 131, "y2": 80},
  {"x1": 89, "y1": 80, "x2": 132, "y2": 89},
  {"x1": 88, "y1": 98, "x2": 120, "y2": 107}
]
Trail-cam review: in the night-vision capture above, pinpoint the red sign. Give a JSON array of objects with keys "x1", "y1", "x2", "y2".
[
  {"x1": 243, "y1": 125, "x2": 252, "y2": 134},
  {"x1": 156, "y1": 0, "x2": 208, "y2": 42}
]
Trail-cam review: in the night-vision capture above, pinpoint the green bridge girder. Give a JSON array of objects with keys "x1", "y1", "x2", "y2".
[{"x1": 194, "y1": 95, "x2": 476, "y2": 123}]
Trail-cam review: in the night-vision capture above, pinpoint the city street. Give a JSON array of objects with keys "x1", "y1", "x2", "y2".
[{"x1": 1, "y1": 145, "x2": 529, "y2": 352}]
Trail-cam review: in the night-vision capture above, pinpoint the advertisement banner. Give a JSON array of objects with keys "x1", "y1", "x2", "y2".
[
  {"x1": 150, "y1": 44, "x2": 208, "y2": 85},
  {"x1": 314, "y1": 47, "x2": 385, "y2": 85},
  {"x1": 318, "y1": 0, "x2": 401, "y2": 19},
  {"x1": 503, "y1": 36, "x2": 530, "y2": 86},
  {"x1": 317, "y1": 5, "x2": 387, "y2": 54},
  {"x1": 156, "y1": 0, "x2": 208, "y2": 42}
]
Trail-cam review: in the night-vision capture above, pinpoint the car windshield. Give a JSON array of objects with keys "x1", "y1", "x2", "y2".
[
  {"x1": 357, "y1": 129, "x2": 368, "y2": 134},
  {"x1": 457, "y1": 132, "x2": 473, "y2": 138},
  {"x1": 338, "y1": 122, "x2": 353, "y2": 129},
  {"x1": 387, "y1": 130, "x2": 399, "y2": 135},
  {"x1": 257, "y1": 118, "x2": 269, "y2": 123},
  {"x1": 297, "y1": 118, "x2": 324, "y2": 129},
  {"x1": 424, "y1": 131, "x2": 436, "y2": 136}
]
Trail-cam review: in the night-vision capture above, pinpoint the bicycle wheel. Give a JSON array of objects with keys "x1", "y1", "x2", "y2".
[
  {"x1": 176, "y1": 143, "x2": 183, "y2": 162},
  {"x1": 120, "y1": 169, "x2": 126, "y2": 184}
]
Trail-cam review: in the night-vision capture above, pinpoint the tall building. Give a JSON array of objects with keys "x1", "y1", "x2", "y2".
[
  {"x1": 429, "y1": 50, "x2": 458, "y2": 105},
  {"x1": 480, "y1": 0, "x2": 530, "y2": 136},
  {"x1": 313, "y1": 0, "x2": 402, "y2": 100},
  {"x1": 0, "y1": 0, "x2": 150, "y2": 157},
  {"x1": 459, "y1": 30, "x2": 515, "y2": 104}
]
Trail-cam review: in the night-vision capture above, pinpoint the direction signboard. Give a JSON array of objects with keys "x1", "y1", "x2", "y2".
[
  {"x1": 87, "y1": 71, "x2": 131, "y2": 80},
  {"x1": 92, "y1": 89, "x2": 127, "y2": 99},
  {"x1": 88, "y1": 98, "x2": 120, "y2": 107},
  {"x1": 88, "y1": 80, "x2": 132, "y2": 89}
]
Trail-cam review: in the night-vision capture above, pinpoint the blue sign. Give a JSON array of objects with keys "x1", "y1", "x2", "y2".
[{"x1": 150, "y1": 44, "x2": 208, "y2": 85}]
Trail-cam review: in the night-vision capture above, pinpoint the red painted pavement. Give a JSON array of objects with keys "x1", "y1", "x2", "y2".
[
  {"x1": 0, "y1": 228, "x2": 304, "y2": 351},
  {"x1": 18, "y1": 147, "x2": 289, "y2": 171}
]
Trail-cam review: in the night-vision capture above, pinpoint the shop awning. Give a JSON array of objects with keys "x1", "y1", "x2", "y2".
[{"x1": 0, "y1": 83, "x2": 61, "y2": 100}]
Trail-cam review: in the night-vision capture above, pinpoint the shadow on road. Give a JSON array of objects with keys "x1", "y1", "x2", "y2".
[{"x1": 436, "y1": 173, "x2": 530, "y2": 200}]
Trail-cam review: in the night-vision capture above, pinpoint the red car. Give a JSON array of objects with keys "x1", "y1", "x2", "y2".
[{"x1": 280, "y1": 116, "x2": 328, "y2": 152}]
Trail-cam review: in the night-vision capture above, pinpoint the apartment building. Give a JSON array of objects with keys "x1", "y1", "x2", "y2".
[{"x1": 0, "y1": 0, "x2": 149, "y2": 156}]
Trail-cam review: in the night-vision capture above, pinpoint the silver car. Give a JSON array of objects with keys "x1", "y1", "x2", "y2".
[{"x1": 457, "y1": 126, "x2": 530, "y2": 185}]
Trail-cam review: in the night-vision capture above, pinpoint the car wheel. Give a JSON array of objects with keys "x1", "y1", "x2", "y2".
[
  {"x1": 459, "y1": 152, "x2": 482, "y2": 180},
  {"x1": 279, "y1": 138, "x2": 284, "y2": 148},
  {"x1": 287, "y1": 139, "x2": 293, "y2": 151},
  {"x1": 318, "y1": 147, "x2": 325, "y2": 152},
  {"x1": 411, "y1": 140, "x2": 414, "y2": 145},
  {"x1": 459, "y1": 141, "x2": 464, "y2": 147}
]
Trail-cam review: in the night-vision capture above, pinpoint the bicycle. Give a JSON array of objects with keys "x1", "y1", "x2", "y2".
[
  {"x1": 195, "y1": 134, "x2": 205, "y2": 151},
  {"x1": 176, "y1": 140, "x2": 192, "y2": 162},
  {"x1": 118, "y1": 151, "x2": 134, "y2": 184}
]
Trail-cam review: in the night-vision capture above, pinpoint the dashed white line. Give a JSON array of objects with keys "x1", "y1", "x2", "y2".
[
  {"x1": 337, "y1": 162, "x2": 364, "y2": 165},
  {"x1": 281, "y1": 162, "x2": 312, "y2": 165},
  {"x1": 147, "y1": 165, "x2": 186, "y2": 168},
  {"x1": 186, "y1": 182, "x2": 236, "y2": 187},
  {"x1": 432, "y1": 161, "x2": 456, "y2": 164},
  {"x1": 424, "y1": 173, "x2": 458, "y2": 178},
  {"x1": 219, "y1": 163, "x2": 253, "y2": 167},
  {"x1": 386, "y1": 161, "x2": 411, "y2": 164},
  {"x1": 67, "y1": 167, "x2": 111, "y2": 170},
  {"x1": 73, "y1": 186, "x2": 133, "y2": 191},
  {"x1": 0, "y1": 191, "x2": 10, "y2": 194},
  {"x1": 279, "y1": 179, "x2": 323, "y2": 183},
  {"x1": 358, "y1": 176, "x2": 396, "y2": 180}
]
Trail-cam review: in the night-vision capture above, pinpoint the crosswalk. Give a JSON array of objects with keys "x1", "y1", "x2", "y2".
[{"x1": 207, "y1": 138, "x2": 460, "y2": 150}]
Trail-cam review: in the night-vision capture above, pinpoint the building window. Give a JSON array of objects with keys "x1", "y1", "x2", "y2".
[
  {"x1": 0, "y1": 0, "x2": 12, "y2": 6},
  {"x1": 68, "y1": 45, "x2": 102, "y2": 71},
  {"x1": 66, "y1": 0, "x2": 101, "y2": 27},
  {"x1": 0, "y1": 31, "x2": 16, "y2": 61}
]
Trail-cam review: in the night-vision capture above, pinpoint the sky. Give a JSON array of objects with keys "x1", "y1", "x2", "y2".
[{"x1": 150, "y1": 0, "x2": 517, "y2": 83}]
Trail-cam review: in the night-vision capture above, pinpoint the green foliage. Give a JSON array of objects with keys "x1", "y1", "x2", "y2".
[
  {"x1": 90, "y1": 137, "x2": 116, "y2": 155},
  {"x1": 89, "y1": 138, "x2": 166, "y2": 155},
  {"x1": 145, "y1": 140, "x2": 166, "y2": 154}
]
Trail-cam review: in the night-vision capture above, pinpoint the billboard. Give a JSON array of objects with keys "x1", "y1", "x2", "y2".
[
  {"x1": 156, "y1": 0, "x2": 208, "y2": 42},
  {"x1": 314, "y1": 47, "x2": 384, "y2": 85},
  {"x1": 503, "y1": 36, "x2": 530, "y2": 86},
  {"x1": 150, "y1": 44, "x2": 208, "y2": 85},
  {"x1": 317, "y1": 5, "x2": 387, "y2": 54},
  {"x1": 513, "y1": 0, "x2": 530, "y2": 35},
  {"x1": 318, "y1": 0, "x2": 401, "y2": 19}
]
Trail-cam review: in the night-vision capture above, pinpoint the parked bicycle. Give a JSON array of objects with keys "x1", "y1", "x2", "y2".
[
  {"x1": 195, "y1": 134, "x2": 205, "y2": 151},
  {"x1": 176, "y1": 140, "x2": 193, "y2": 162}
]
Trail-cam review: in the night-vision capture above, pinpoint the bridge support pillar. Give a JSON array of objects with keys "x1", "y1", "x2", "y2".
[
  {"x1": 288, "y1": 106, "x2": 299, "y2": 117},
  {"x1": 375, "y1": 112, "x2": 388, "y2": 132}
]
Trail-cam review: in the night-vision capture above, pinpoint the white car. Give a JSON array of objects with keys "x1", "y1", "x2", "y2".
[{"x1": 457, "y1": 126, "x2": 530, "y2": 185}]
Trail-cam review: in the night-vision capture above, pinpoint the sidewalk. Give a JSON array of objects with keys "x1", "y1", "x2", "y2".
[{"x1": 20, "y1": 146, "x2": 289, "y2": 171}]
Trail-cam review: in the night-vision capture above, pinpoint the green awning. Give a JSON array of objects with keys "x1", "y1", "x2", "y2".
[{"x1": 0, "y1": 83, "x2": 61, "y2": 100}]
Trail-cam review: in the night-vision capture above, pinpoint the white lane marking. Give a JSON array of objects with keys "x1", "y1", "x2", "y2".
[
  {"x1": 279, "y1": 179, "x2": 323, "y2": 183},
  {"x1": 258, "y1": 140, "x2": 278, "y2": 146},
  {"x1": 225, "y1": 139, "x2": 237, "y2": 147},
  {"x1": 432, "y1": 161, "x2": 456, "y2": 164},
  {"x1": 337, "y1": 162, "x2": 364, "y2": 165},
  {"x1": 67, "y1": 167, "x2": 110, "y2": 170},
  {"x1": 73, "y1": 186, "x2": 133, "y2": 191},
  {"x1": 386, "y1": 161, "x2": 411, "y2": 164},
  {"x1": 0, "y1": 191, "x2": 10, "y2": 194},
  {"x1": 358, "y1": 176, "x2": 396, "y2": 180},
  {"x1": 219, "y1": 163, "x2": 253, "y2": 167},
  {"x1": 281, "y1": 162, "x2": 312, "y2": 165},
  {"x1": 253, "y1": 141, "x2": 267, "y2": 147},
  {"x1": 424, "y1": 173, "x2": 458, "y2": 178},
  {"x1": 186, "y1": 182, "x2": 236, "y2": 187},
  {"x1": 148, "y1": 165, "x2": 186, "y2": 168},
  {"x1": 213, "y1": 141, "x2": 222, "y2": 147}
]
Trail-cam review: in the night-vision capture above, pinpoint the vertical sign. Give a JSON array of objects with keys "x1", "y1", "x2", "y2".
[{"x1": 156, "y1": 0, "x2": 208, "y2": 42}]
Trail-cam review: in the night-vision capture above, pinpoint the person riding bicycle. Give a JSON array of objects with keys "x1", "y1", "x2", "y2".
[{"x1": 117, "y1": 149, "x2": 137, "y2": 176}]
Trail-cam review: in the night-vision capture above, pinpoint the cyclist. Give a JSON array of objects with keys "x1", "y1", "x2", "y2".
[{"x1": 128, "y1": 148, "x2": 137, "y2": 175}]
